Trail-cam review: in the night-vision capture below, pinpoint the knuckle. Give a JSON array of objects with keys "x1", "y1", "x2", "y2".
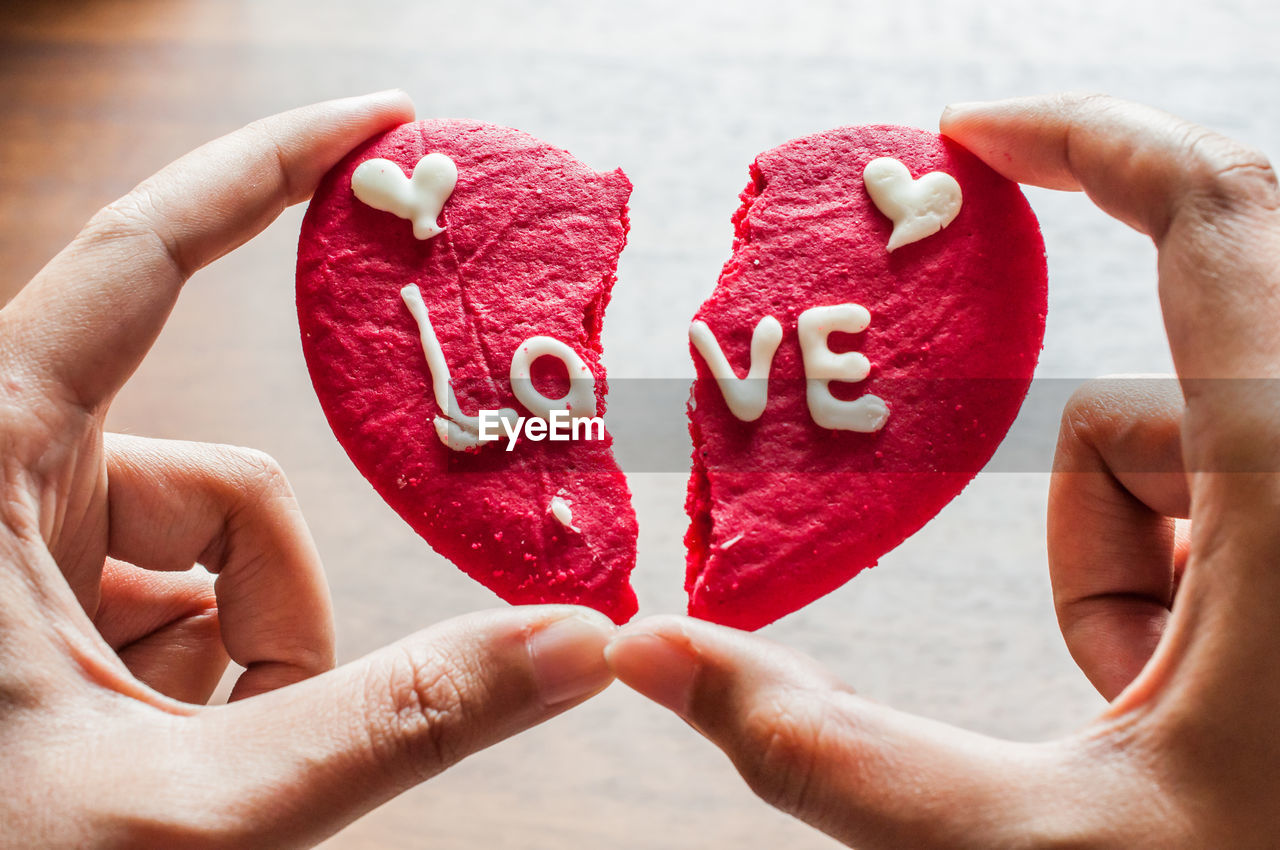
[
  {"x1": 1181, "y1": 128, "x2": 1279, "y2": 212},
  {"x1": 734, "y1": 689, "x2": 832, "y2": 820},
  {"x1": 201, "y1": 442, "x2": 306, "y2": 569},
  {"x1": 1061, "y1": 378, "x2": 1107, "y2": 420},
  {"x1": 1057, "y1": 93, "x2": 1279, "y2": 223},
  {"x1": 83, "y1": 190, "x2": 188, "y2": 274},
  {"x1": 1059, "y1": 379, "x2": 1113, "y2": 447},
  {"x1": 223, "y1": 445, "x2": 294, "y2": 504},
  {"x1": 86, "y1": 194, "x2": 156, "y2": 240},
  {"x1": 243, "y1": 118, "x2": 297, "y2": 203},
  {"x1": 366, "y1": 642, "x2": 480, "y2": 779},
  {"x1": 180, "y1": 583, "x2": 221, "y2": 628},
  {"x1": 1058, "y1": 377, "x2": 1183, "y2": 461}
]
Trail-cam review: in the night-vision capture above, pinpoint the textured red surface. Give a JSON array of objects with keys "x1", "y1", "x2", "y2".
[
  {"x1": 297, "y1": 120, "x2": 638, "y2": 624},
  {"x1": 687, "y1": 126, "x2": 1047, "y2": 630}
]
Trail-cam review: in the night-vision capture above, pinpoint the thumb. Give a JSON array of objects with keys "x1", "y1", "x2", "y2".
[
  {"x1": 606, "y1": 616, "x2": 1111, "y2": 849},
  {"x1": 187, "y1": 606, "x2": 615, "y2": 847}
]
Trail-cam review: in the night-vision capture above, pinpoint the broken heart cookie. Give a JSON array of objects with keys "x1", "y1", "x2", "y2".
[
  {"x1": 687, "y1": 125, "x2": 1047, "y2": 630},
  {"x1": 297, "y1": 119, "x2": 638, "y2": 624}
]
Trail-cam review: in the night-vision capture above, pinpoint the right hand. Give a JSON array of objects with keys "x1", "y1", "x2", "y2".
[{"x1": 606, "y1": 93, "x2": 1280, "y2": 847}]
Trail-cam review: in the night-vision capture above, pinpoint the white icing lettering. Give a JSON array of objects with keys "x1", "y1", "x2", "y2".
[
  {"x1": 509, "y1": 336, "x2": 598, "y2": 421},
  {"x1": 401, "y1": 284, "x2": 519, "y2": 450},
  {"x1": 689, "y1": 316, "x2": 783, "y2": 421},
  {"x1": 798, "y1": 304, "x2": 890, "y2": 433}
]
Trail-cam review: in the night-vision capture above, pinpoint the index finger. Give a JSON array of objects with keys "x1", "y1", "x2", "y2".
[
  {"x1": 941, "y1": 93, "x2": 1280, "y2": 478},
  {"x1": 940, "y1": 94, "x2": 1280, "y2": 385},
  {"x1": 5, "y1": 90, "x2": 414, "y2": 411}
]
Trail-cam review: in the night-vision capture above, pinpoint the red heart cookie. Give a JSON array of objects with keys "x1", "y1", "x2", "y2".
[
  {"x1": 685, "y1": 126, "x2": 1047, "y2": 630},
  {"x1": 297, "y1": 120, "x2": 638, "y2": 624}
]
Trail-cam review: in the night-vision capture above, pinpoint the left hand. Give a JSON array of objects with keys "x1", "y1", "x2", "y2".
[{"x1": 0, "y1": 92, "x2": 617, "y2": 847}]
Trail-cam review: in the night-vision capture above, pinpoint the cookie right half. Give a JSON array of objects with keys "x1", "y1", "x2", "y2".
[{"x1": 686, "y1": 125, "x2": 1047, "y2": 630}]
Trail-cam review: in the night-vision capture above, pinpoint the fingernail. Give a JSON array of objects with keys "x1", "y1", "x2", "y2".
[
  {"x1": 604, "y1": 631, "x2": 699, "y2": 716},
  {"x1": 940, "y1": 100, "x2": 986, "y2": 125},
  {"x1": 527, "y1": 612, "x2": 615, "y2": 707},
  {"x1": 362, "y1": 88, "x2": 416, "y2": 115}
]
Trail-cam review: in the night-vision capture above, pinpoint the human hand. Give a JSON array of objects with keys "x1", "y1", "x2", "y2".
[
  {"x1": 0, "y1": 92, "x2": 615, "y2": 847},
  {"x1": 606, "y1": 93, "x2": 1280, "y2": 847}
]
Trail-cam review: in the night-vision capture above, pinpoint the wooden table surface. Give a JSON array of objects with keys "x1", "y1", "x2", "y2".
[{"x1": 3, "y1": 1, "x2": 1279, "y2": 846}]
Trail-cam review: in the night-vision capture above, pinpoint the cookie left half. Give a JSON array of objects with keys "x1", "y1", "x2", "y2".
[{"x1": 297, "y1": 120, "x2": 638, "y2": 624}]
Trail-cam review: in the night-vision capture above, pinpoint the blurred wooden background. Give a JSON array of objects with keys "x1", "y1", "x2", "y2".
[{"x1": 2, "y1": 0, "x2": 1278, "y2": 846}]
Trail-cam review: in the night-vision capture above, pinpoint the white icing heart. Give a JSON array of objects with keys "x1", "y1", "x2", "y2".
[
  {"x1": 862, "y1": 157, "x2": 962, "y2": 252},
  {"x1": 352, "y1": 153, "x2": 457, "y2": 240}
]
